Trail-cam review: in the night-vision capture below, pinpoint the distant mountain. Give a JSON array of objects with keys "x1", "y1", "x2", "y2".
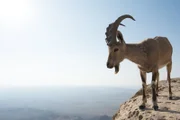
[
  {"x1": 0, "y1": 86, "x2": 136, "y2": 120},
  {"x1": 0, "y1": 86, "x2": 136, "y2": 116},
  {"x1": 89, "y1": 115, "x2": 111, "y2": 120},
  {"x1": 0, "y1": 108, "x2": 111, "y2": 120},
  {"x1": 0, "y1": 108, "x2": 59, "y2": 120}
]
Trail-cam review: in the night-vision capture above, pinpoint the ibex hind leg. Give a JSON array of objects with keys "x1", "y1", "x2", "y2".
[{"x1": 167, "y1": 61, "x2": 172, "y2": 100}]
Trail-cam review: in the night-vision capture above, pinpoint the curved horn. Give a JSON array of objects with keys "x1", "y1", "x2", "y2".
[
  {"x1": 105, "y1": 14, "x2": 135, "y2": 45},
  {"x1": 113, "y1": 14, "x2": 135, "y2": 32}
]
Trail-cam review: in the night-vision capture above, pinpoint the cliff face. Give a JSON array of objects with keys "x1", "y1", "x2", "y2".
[{"x1": 113, "y1": 78, "x2": 180, "y2": 120}]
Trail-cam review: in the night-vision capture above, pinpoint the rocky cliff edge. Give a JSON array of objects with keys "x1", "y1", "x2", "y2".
[{"x1": 113, "y1": 78, "x2": 180, "y2": 120}]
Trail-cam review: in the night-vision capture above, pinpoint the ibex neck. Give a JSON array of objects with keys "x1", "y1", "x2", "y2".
[{"x1": 125, "y1": 43, "x2": 147, "y2": 65}]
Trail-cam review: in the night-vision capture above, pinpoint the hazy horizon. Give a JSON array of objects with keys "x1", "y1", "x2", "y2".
[{"x1": 0, "y1": 86, "x2": 136, "y2": 117}]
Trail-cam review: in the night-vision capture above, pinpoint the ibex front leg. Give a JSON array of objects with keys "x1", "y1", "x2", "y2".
[
  {"x1": 152, "y1": 71, "x2": 159, "y2": 110},
  {"x1": 156, "y1": 71, "x2": 159, "y2": 96},
  {"x1": 139, "y1": 70, "x2": 147, "y2": 110}
]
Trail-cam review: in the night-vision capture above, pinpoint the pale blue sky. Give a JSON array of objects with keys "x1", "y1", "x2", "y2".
[{"x1": 0, "y1": 0, "x2": 180, "y2": 87}]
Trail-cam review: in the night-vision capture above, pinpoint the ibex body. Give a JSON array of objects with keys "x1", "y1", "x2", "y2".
[{"x1": 105, "y1": 14, "x2": 173, "y2": 110}]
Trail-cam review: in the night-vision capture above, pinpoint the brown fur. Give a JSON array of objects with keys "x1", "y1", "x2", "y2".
[{"x1": 106, "y1": 32, "x2": 173, "y2": 110}]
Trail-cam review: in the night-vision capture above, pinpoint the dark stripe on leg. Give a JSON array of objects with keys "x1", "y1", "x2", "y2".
[
  {"x1": 168, "y1": 74, "x2": 172, "y2": 94},
  {"x1": 139, "y1": 71, "x2": 147, "y2": 109},
  {"x1": 167, "y1": 62, "x2": 172, "y2": 99},
  {"x1": 152, "y1": 72, "x2": 157, "y2": 102},
  {"x1": 152, "y1": 71, "x2": 158, "y2": 110},
  {"x1": 140, "y1": 71, "x2": 146, "y2": 104},
  {"x1": 156, "y1": 71, "x2": 159, "y2": 96}
]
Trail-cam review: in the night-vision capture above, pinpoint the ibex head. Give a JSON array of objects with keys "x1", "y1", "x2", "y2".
[{"x1": 105, "y1": 14, "x2": 135, "y2": 74}]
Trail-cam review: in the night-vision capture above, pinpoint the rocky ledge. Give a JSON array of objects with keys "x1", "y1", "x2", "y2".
[{"x1": 113, "y1": 78, "x2": 180, "y2": 120}]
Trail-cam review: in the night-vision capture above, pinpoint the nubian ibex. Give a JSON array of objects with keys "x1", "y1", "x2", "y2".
[{"x1": 105, "y1": 14, "x2": 173, "y2": 110}]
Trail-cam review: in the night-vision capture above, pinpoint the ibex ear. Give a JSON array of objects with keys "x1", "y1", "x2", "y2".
[{"x1": 116, "y1": 31, "x2": 125, "y2": 45}]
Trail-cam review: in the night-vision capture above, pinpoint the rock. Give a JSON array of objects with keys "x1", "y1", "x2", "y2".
[{"x1": 113, "y1": 78, "x2": 180, "y2": 120}]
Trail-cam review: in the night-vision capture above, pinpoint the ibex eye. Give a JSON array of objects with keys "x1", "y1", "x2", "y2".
[{"x1": 114, "y1": 48, "x2": 119, "y2": 52}]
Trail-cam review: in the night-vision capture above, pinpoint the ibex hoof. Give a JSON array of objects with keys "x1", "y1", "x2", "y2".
[
  {"x1": 153, "y1": 105, "x2": 159, "y2": 111},
  {"x1": 139, "y1": 105, "x2": 145, "y2": 110},
  {"x1": 169, "y1": 96, "x2": 172, "y2": 100}
]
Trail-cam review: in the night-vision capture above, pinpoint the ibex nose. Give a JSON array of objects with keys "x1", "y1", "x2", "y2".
[
  {"x1": 107, "y1": 62, "x2": 113, "y2": 68},
  {"x1": 107, "y1": 62, "x2": 110, "y2": 67}
]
